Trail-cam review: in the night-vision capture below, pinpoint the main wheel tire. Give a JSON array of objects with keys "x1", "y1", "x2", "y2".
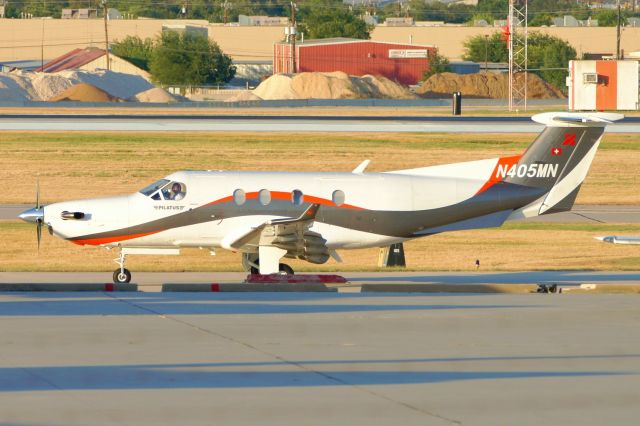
[
  {"x1": 113, "y1": 268, "x2": 132, "y2": 284},
  {"x1": 279, "y1": 263, "x2": 294, "y2": 275}
]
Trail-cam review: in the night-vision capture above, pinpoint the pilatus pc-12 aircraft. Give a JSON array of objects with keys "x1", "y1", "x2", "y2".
[{"x1": 19, "y1": 112, "x2": 623, "y2": 283}]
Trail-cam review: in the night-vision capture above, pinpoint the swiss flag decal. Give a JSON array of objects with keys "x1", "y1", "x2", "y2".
[{"x1": 551, "y1": 147, "x2": 563, "y2": 156}]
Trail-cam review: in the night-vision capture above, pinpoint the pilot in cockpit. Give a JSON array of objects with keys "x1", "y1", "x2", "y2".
[{"x1": 170, "y1": 182, "x2": 185, "y2": 201}]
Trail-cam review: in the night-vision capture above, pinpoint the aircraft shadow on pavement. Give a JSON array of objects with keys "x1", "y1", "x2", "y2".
[
  {"x1": 349, "y1": 271, "x2": 640, "y2": 284},
  {"x1": 0, "y1": 361, "x2": 630, "y2": 392},
  {"x1": 0, "y1": 293, "x2": 536, "y2": 316}
]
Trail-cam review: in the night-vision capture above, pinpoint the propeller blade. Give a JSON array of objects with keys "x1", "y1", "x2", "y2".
[
  {"x1": 37, "y1": 219, "x2": 42, "y2": 252},
  {"x1": 36, "y1": 177, "x2": 40, "y2": 211}
]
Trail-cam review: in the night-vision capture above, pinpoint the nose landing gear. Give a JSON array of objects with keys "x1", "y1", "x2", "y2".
[{"x1": 113, "y1": 250, "x2": 132, "y2": 284}]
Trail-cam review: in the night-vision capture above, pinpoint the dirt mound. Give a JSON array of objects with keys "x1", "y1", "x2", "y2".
[
  {"x1": 50, "y1": 83, "x2": 121, "y2": 102},
  {"x1": 133, "y1": 87, "x2": 175, "y2": 103},
  {"x1": 416, "y1": 72, "x2": 564, "y2": 99},
  {"x1": 254, "y1": 72, "x2": 415, "y2": 100},
  {"x1": 226, "y1": 90, "x2": 263, "y2": 102}
]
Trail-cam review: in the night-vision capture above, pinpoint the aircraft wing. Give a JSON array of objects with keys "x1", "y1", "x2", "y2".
[
  {"x1": 595, "y1": 236, "x2": 640, "y2": 245},
  {"x1": 225, "y1": 204, "x2": 329, "y2": 263}
]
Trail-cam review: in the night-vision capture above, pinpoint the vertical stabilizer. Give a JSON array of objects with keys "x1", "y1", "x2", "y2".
[{"x1": 507, "y1": 112, "x2": 623, "y2": 219}]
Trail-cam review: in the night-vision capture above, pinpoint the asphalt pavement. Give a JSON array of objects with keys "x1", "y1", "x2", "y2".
[{"x1": 1, "y1": 114, "x2": 639, "y2": 132}]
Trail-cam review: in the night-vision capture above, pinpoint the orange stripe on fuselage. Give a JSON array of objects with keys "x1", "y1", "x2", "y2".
[
  {"x1": 71, "y1": 230, "x2": 163, "y2": 246},
  {"x1": 75, "y1": 191, "x2": 365, "y2": 246},
  {"x1": 475, "y1": 155, "x2": 521, "y2": 195}
]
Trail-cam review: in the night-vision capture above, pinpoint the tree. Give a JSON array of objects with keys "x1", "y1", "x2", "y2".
[
  {"x1": 149, "y1": 31, "x2": 236, "y2": 87},
  {"x1": 298, "y1": 0, "x2": 372, "y2": 40},
  {"x1": 463, "y1": 32, "x2": 576, "y2": 92},
  {"x1": 422, "y1": 51, "x2": 450, "y2": 80},
  {"x1": 111, "y1": 36, "x2": 154, "y2": 71},
  {"x1": 462, "y1": 32, "x2": 507, "y2": 63},
  {"x1": 592, "y1": 9, "x2": 628, "y2": 27},
  {"x1": 528, "y1": 33, "x2": 576, "y2": 90}
]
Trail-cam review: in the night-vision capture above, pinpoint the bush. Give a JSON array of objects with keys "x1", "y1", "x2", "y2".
[
  {"x1": 149, "y1": 31, "x2": 236, "y2": 87},
  {"x1": 422, "y1": 51, "x2": 450, "y2": 80}
]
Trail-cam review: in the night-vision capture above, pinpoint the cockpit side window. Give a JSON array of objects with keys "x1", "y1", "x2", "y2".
[
  {"x1": 139, "y1": 179, "x2": 170, "y2": 196},
  {"x1": 142, "y1": 179, "x2": 187, "y2": 201}
]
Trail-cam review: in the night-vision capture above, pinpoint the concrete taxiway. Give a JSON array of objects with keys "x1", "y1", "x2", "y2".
[
  {"x1": 0, "y1": 290, "x2": 639, "y2": 425},
  {"x1": 1, "y1": 114, "x2": 639, "y2": 133},
  {"x1": 2, "y1": 271, "x2": 640, "y2": 289}
]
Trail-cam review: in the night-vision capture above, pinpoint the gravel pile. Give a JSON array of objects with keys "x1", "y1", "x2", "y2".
[
  {"x1": 248, "y1": 72, "x2": 416, "y2": 100},
  {"x1": 0, "y1": 69, "x2": 163, "y2": 102}
]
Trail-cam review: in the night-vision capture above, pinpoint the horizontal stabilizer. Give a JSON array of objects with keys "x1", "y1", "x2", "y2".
[{"x1": 532, "y1": 112, "x2": 624, "y2": 127}]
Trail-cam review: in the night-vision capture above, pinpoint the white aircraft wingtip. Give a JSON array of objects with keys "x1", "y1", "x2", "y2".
[{"x1": 352, "y1": 160, "x2": 370, "y2": 174}]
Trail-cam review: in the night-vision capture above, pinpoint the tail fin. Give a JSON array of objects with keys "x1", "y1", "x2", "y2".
[{"x1": 507, "y1": 112, "x2": 623, "y2": 219}]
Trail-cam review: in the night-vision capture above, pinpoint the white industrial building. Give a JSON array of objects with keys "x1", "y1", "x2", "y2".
[{"x1": 567, "y1": 60, "x2": 639, "y2": 111}]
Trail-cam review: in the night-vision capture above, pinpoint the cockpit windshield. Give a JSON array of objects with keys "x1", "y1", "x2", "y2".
[
  {"x1": 140, "y1": 179, "x2": 187, "y2": 201},
  {"x1": 139, "y1": 179, "x2": 170, "y2": 196}
]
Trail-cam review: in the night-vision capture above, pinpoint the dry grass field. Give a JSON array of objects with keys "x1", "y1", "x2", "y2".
[
  {"x1": 1, "y1": 131, "x2": 639, "y2": 205},
  {"x1": 1, "y1": 130, "x2": 639, "y2": 272}
]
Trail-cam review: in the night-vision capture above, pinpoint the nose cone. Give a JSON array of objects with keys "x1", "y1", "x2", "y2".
[{"x1": 19, "y1": 207, "x2": 44, "y2": 224}]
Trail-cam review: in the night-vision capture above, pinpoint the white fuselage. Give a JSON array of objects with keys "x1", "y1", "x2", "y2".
[{"x1": 44, "y1": 167, "x2": 497, "y2": 251}]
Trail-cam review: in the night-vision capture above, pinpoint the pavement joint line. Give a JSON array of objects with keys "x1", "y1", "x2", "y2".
[
  {"x1": 19, "y1": 366, "x2": 64, "y2": 393},
  {"x1": 104, "y1": 293, "x2": 460, "y2": 424},
  {"x1": 570, "y1": 211, "x2": 606, "y2": 223}
]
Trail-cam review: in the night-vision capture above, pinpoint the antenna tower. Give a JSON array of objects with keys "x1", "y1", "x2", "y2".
[{"x1": 508, "y1": 0, "x2": 527, "y2": 111}]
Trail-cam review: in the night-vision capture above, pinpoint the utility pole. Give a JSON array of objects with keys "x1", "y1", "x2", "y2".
[
  {"x1": 101, "y1": 0, "x2": 110, "y2": 70},
  {"x1": 484, "y1": 34, "x2": 488, "y2": 72},
  {"x1": 222, "y1": 0, "x2": 231, "y2": 24},
  {"x1": 616, "y1": 0, "x2": 621, "y2": 59},
  {"x1": 41, "y1": 19, "x2": 44, "y2": 70},
  {"x1": 290, "y1": 1, "x2": 297, "y2": 73}
]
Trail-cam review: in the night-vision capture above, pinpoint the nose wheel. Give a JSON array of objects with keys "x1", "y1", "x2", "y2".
[
  {"x1": 113, "y1": 268, "x2": 132, "y2": 284},
  {"x1": 113, "y1": 250, "x2": 132, "y2": 283}
]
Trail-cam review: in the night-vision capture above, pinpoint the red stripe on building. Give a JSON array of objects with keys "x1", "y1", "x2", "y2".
[{"x1": 596, "y1": 60, "x2": 617, "y2": 111}]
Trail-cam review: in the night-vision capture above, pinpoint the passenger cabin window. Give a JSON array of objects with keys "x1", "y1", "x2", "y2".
[
  {"x1": 332, "y1": 190, "x2": 345, "y2": 206},
  {"x1": 233, "y1": 189, "x2": 246, "y2": 206},
  {"x1": 259, "y1": 189, "x2": 271, "y2": 206},
  {"x1": 291, "y1": 189, "x2": 304, "y2": 206},
  {"x1": 141, "y1": 179, "x2": 187, "y2": 201}
]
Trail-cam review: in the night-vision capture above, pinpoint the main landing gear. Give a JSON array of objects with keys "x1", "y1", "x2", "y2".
[
  {"x1": 113, "y1": 250, "x2": 132, "y2": 284},
  {"x1": 250, "y1": 263, "x2": 294, "y2": 275},
  {"x1": 243, "y1": 253, "x2": 294, "y2": 275}
]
